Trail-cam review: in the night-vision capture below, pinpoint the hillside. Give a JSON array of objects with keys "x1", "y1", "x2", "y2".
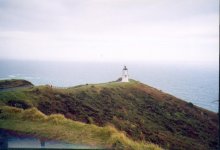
[
  {"x1": 0, "y1": 79, "x2": 33, "y2": 90},
  {"x1": 0, "y1": 106, "x2": 161, "y2": 150},
  {"x1": 0, "y1": 79, "x2": 218, "y2": 150}
]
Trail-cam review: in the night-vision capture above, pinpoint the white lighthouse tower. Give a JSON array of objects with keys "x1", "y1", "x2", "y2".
[{"x1": 121, "y1": 66, "x2": 129, "y2": 82}]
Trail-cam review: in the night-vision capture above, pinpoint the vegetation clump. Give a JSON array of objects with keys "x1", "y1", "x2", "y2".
[
  {"x1": 186, "y1": 102, "x2": 194, "y2": 108},
  {"x1": 21, "y1": 107, "x2": 46, "y2": 121}
]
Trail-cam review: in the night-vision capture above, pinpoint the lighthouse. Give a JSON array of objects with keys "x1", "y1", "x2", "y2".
[{"x1": 121, "y1": 66, "x2": 129, "y2": 82}]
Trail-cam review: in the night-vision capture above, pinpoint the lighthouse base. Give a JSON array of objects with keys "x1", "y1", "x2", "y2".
[{"x1": 121, "y1": 77, "x2": 129, "y2": 82}]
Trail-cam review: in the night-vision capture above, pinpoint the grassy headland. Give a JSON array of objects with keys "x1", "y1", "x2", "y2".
[
  {"x1": 0, "y1": 79, "x2": 218, "y2": 150},
  {"x1": 0, "y1": 79, "x2": 33, "y2": 90}
]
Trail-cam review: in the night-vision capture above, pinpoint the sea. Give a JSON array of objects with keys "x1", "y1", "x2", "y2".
[{"x1": 0, "y1": 60, "x2": 219, "y2": 112}]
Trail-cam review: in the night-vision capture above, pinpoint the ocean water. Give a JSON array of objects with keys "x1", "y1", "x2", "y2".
[{"x1": 0, "y1": 60, "x2": 218, "y2": 112}]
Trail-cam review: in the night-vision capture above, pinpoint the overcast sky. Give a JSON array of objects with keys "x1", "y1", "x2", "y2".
[{"x1": 0, "y1": 0, "x2": 218, "y2": 64}]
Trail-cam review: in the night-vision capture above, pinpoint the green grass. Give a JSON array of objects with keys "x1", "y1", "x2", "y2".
[{"x1": 0, "y1": 106, "x2": 162, "y2": 150}]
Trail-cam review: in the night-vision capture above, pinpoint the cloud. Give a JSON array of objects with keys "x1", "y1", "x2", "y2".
[{"x1": 0, "y1": 0, "x2": 218, "y2": 64}]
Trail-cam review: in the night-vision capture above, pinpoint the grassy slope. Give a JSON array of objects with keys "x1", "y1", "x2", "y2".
[
  {"x1": 0, "y1": 79, "x2": 218, "y2": 150},
  {"x1": 0, "y1": 106, "x2": 161, "y2": 150},
  {"x1": 0, "y1": 79, "x2": 33, "y2": 89}
]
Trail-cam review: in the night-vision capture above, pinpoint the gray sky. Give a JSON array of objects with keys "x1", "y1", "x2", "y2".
[{"x1": 0, "y1": 0, "x2": 218, "y2": 64}]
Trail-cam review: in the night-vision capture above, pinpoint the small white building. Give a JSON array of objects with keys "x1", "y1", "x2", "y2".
[{"x1": 121, "y1": 66, "x2": 129, "y2": 82}]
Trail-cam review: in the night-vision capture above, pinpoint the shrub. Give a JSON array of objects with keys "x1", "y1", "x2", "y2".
[
  {"x1": 7, "y1": 100, "x2": 31, "y2": 109},
  {"x1": 186, "y1": 102, "x2": 194, "y2": 108}
]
